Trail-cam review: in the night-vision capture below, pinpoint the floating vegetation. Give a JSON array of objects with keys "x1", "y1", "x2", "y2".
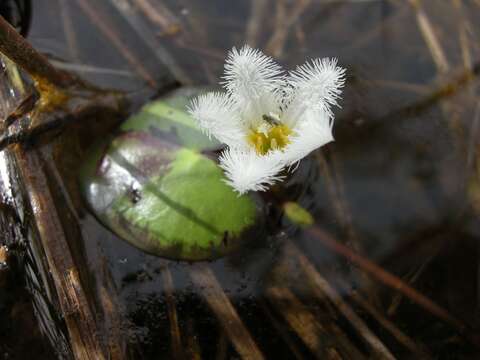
[
  {"x1": 80, "y1": 88, "x2": 260, "y2": 260},
  {"x1": 189, "y1": 45, "x2": 345, "y2": 194}
]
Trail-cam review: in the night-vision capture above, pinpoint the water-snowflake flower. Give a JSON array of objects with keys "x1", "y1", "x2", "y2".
[{"x1": 188, "y1": 45, "x2": 345, "y2": 194}]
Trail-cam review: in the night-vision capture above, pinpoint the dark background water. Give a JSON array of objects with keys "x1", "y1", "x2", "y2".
[{"x1": 1, "y1": 0, "x2": 480, "y2": 359}]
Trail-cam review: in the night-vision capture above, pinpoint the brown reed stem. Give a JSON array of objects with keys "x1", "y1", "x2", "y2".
[
  {"x1": 0, "y1": 15, "x2": 75, "y2": 89},
  {"x1": 286, "y1": 241, "x2": 396, "y2": 359},
  {"x1": 306, "y1": 226, "x2": 478, "y2": 344},
  {"x1": 74, "y1": 0, "x2": 158, "y2": 88},
  {"x1": 160, "y1": 264, "x2": 185, "y2": 359},
  {"x1": 189, "y1": 265, "x2": 264, "y2": 360},
  {"x1": 335, "y1": 277, "x2": 431, "y2": 358}
]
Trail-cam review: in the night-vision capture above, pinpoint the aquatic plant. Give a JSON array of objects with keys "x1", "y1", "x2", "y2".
[{"x1": 189, "y1": 45, "x2": 345, "y2": 194}]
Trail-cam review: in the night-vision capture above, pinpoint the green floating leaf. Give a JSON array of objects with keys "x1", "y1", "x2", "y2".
[
  {"x1": 122, "y1": 87, "x2": 219, "y2": 151},
  {"x1": 283, "y1": 201, "x2": 314, "y2": 227},
  {"x1": 80, "y1": 88, "x2": 259, "y2": 261}
]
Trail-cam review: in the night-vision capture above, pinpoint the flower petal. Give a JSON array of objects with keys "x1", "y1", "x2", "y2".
[
  {"x1": 283, "y1": 58, "x2": 345, "y2": 127},
  {"x1": 188, "y1": 92, "x2": 247, "y2": 148},
  {"x1": 223, "y1": 45, "x2": 284, "y2": 126},
  {"x1": 282, "y1": 109, "x2": 334, "y2": 166},
  {"x1": 219, "y1": 147, "x2": 285, "y2": 195}
]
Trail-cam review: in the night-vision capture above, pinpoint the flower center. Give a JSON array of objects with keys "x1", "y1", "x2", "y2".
[{"x1": 247, "y1": 115, "x2": 292, "y2": 155}]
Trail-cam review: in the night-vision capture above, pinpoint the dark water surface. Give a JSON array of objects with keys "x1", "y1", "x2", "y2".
[{"x1": 2, "y1": 0, "x2": 480, "y2": 359}]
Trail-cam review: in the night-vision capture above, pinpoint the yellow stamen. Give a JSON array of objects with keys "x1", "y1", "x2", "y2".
[{"x1": 248, "y1": 124, "x2": 292, "y2": 155}]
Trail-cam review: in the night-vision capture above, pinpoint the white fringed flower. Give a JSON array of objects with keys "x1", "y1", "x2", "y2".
[{"x1": 188, "y1": 45, "x2": 345, "y2": 195}]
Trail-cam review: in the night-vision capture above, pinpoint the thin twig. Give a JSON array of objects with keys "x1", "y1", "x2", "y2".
[
  {"x1": 133, "y1": 0, "x2": 180, "y2": 31},
  {"x1": 107, "y1": 0, "x2": 192, "y2": 84},
  {"x1": 0, "y1": 15, "x2": 74, "y2": 88},
  {"x1": 15, "y1": 149, "x2": 106, "y2": 359},
  {"x1": 0, "y1": 89, "x2": 122, "y2": 151},
  {"x1": 184, "y1": 318, "x2": 202, "y2": 360},
  {"x1": 171, "y1": 1, "x2": 217, "y2": 83},
  {"x1": 58, "y1": 0, "x2": 80, "y2": 62},
  {"x1": 265, "y1": 286, "x2": 340, "y2": 359},
  {"x1": 409, "y1": 0, "x2": 449, "y2": 73},
  {"x1": 285, "y1": 241, "x2": 396, "y2": 360},
  {"x1": 160, "y1": 264, "x2": 185, "y2": 359},
  {"x1": 266, "y1": 0, "x2": 311, "y2": 58},
  {"x1": 305, "y1": 226, "x2": 474, "y2": 340},
  {"x1": 387, "y1": 247, "x2": 440, "y2": 316},
  {"x1": 259, "y1": 300, "x2": 305, "y2": 360},
  {"x1": 49, "y1": 60, "x2": 136, "y2": 78},
  {"x1": 245, "y1": 0, "x2": 269, "y2": 47},
  {"x1": 272, "y1": 246, "x2": 367, "y2": 359},
  {"x1": 452, "y1": 0, "x2": 480, "y2": 184},
  {"x1": 408, "y1": 0, "x2": 468, "y2": 153},
  {"x1": 189, "y1": 265, "x2": 264, "y2": 360},
  {"x1": 74, "y1": 0, "x2": 157, "y2": 87},
  {"x1": 336, "y1": 277, "x2": 431, "y2": 358},
  {"x1": 452, "y1": 0, "x2": 473, "y2": 72},
  {"x1": 294, "y1": 24, "x2": 306, "y2": 49},
  {"x1": 338, "y1": 62, "x2": 480, "y2": 140},
  {"x1": 97, "y1": 256, "x2": 129, "y2": 358},
  {"x1": 316, "y1": 152, "x2": 381, "y2": 308},
  {"x1": 0, "y1": 245, "x2": 7, "y2": 264}
]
